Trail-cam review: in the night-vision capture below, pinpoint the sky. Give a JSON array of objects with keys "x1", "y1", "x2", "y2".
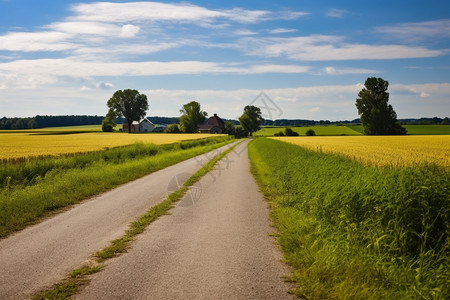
[{"x1": 0, "y1": 0, "x2": 449, "y2": 121}]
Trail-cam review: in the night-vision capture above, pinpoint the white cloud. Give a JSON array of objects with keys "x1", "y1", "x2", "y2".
[
  {"x1": 325, "y1": 9, "x2": 349, "y2": 18},
  {"x1": 324, "y1": 66, "x2": 380, "y2": 75},
  {"x1": 241, "y1": 35, "x2": 445, "y2": 61},
  {"x1": 0, "y1": 58, "x2": 311, "y2": 89},
  {"x1": 234, "y1": 29, "x2": 258, "y2": 36},
  {"x1": 375, "y1": 19, "x2": 450, "y2": 42},
  {"x1": 268, "y1": 28, "x2": 297, "y2": 34},
  {"x1": 0, "y1": 31, "x2": 75, "y2": 52},
  {"x1": 69, "y1": 2, "x2": 270, "y2": 25},
  {"x1": 120, "y1": 24, "x2": 140, "y2": 38},
  {"x1": 46, "y1": 21, "x2": 120, "y2": 36}
]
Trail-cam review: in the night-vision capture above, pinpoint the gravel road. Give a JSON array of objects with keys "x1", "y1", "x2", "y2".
[
  {"x1": 0, "y1": 142, "x2": 237, "y2": 299},
  {"x1": 76, "y1": 140, "x2": 294, "y2": 299}
]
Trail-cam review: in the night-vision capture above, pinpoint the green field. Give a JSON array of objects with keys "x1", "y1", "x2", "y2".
[
  {"x1": 249, "y1": 138, "x2": 449, "y2": 299},
  {"x1": 348, "y1": 124, "x2": 450, "y2": 135},
  {"x1": 255, "y1": 125, "x2": 362, "y2": 136}
]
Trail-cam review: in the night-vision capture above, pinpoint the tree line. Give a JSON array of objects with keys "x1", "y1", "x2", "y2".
[{"x1": 0, "y1": 115, "x2": 104, "y2": 129}]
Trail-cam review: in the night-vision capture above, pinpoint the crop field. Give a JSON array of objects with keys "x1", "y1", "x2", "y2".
[
  {"x1": 254, "y1": 125, "x2": 362, "y2": 136},
  {"x1": 271, "y1": 135, "x2": 450, "y2": 169},
  {"x1": 249, "y1": 138, "x2": 449, "y2": 299},
  {"x1": 0, "y1": 132, "x2": 223, "y2": 160}
]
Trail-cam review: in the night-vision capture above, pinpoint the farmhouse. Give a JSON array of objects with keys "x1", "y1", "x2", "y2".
[
  {"x1": 198, "y1": 114, "x2": 225, "y2": 134},
  {"x1": 122, "y1": 118, "x2": 154, "y2": 133}
]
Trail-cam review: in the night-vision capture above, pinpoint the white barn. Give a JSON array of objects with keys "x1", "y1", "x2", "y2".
[{"x1": 123, "y1": 118, "x2": 154, "y2": 133}]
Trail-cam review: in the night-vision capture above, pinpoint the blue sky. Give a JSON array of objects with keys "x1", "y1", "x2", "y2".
[{"x1": 0, "y1": 0, "x2": 449, "y2": 120}]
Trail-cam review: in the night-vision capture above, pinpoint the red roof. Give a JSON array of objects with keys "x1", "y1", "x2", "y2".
[{"x1": 198, "y1": 114, "x2": 224, "y2": 130}]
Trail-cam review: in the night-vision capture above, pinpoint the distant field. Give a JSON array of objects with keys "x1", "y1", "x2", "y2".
[
  {"x1": 347, "y1": 125, "x2": 450, "y2": 135},
  {"x1": 255, "y1": 126, "x2": 362, "y2": 136},
  {"x1": 0, "y1": 131, "x2": 224, "y2": 160},
  {"x1": 271, "y1": 135, "x2": 450, "y2": 168}
]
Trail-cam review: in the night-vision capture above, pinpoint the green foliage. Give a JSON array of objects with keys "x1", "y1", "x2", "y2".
[
  {"x1": 274, "y1": 131, "x2": 284, "y2": 136},
  {"x1": 239, "y1": 105, "x2": 263, "y2": 136},
  {"x1": 233, "y1": 125, "x2": 248, "y2": 138},
  {"x1": 356, "y1": 77, "x2": 406, "y2": 135},
  {"x1": 223, "y1": 121, "x2": 236, "y2": 135},
  {"x1": 249, "y1": 138, "x2": 449, "y2": 299},
  {"x1": 179, "y1": 101, "x2": 207, "y2": 133},
  {"x1": 107, "y1": 89, "x2": 149, "y2": 133},
  {"x1": 305, "y1": 129, "x2": 316, "y2": 136},
  {"x1": 0, "y1": 136, "x2": 233, "y2": 238},
  {"x1": 101, "y1": 114, "x2": 116, "y2": 132},
  {"x1": 285, "y1": 127, "x2": 300, "y2": 136},
  {"x1": 164, "y1": 123, "x2": 181, "y2": 133}
]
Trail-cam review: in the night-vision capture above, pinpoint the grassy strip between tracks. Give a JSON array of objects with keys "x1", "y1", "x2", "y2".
[
  {"x1": 33, "y1": 140, "x2": 242, "y2": 300},
  {"x1": 0, "y1": 136, "x2": 233, "y2": 239},
  {"x1": 248, "y1": 138, "x2": 449, "y2": 299}
]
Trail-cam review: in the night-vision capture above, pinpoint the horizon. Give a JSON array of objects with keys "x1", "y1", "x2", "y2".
[{"x1": 1, "y1": 1, "x2": 449, "y2": 120}]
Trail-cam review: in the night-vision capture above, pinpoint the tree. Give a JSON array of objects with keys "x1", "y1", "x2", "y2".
[
  {"x1": 164, "y1": 124, "x2": 181, "y2": 133},
  {"x1": 305, "y1": 129, "x2": 316, "y2": 136},
  {"x1": 356, "y1": 77, "x2": 406, "y2": 135},
  {"x1": 238, "y1": 105, "x2": 263, "y2": 136},
  {"x1": 179, "y1": 101, "x2": 207, "y2": 133},
  {"x1": 101, "y1": 112, "x2": 116, "y2": 132},
  {"x1": 106, "y1": 89, "x2": 148, "y2": 133},
  {"x1": 223, "y1": 121, "x2": 236, "y2": 136},
  {"x1": 285, "y1": 127, "x2": 299, "y2": 136}
]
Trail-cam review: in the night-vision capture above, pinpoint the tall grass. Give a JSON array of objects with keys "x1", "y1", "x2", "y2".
[
  {"x1": 249, "y1": 138, "x2": 449, "y2": 299},
  {"x1": 0, "y1": 136, "x2": 233, "y2": 238}
]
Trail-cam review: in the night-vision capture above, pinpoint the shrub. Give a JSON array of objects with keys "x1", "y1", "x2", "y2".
[
  {"x1": 305, "y1": 129, "x2": 316, "y2": 136},
  {"x1": 284, "y1": 127, "x2": 299, "y2": 136},
  {"x1": 164, "y1": 124, "x2": 181, "y2": 133}
]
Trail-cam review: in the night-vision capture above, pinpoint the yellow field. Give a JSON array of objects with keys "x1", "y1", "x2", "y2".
[
  {"x1": 0, "y1": 132, "x2": 223, "y2": 160},
  {"x1": 271, "y1": 135, "x2": 450, "y2": 169}
]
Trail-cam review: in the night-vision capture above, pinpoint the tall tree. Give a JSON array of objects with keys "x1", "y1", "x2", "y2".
[
  {"x1": 356, "y1": 77, "x2": 406, "y2": 135},
  {"x1": 239, "y1": 105, "x2": 263, "y2": 136},
  {"x1": 179, "y1": 101, "x2": 207, "y2": 133},
  {"x1": 107, "y1": 89, "x2": 148, "y2": 133}
]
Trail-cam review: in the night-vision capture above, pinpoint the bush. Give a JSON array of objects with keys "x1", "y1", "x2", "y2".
[
  {"x1": 274, "y1": 131, "x2": 284, "y2": 136},
  {"x1": 164, "y1": 124, "x2": 181, "y2": 133},
  {"x1": 284, "y1": 127, "x2": 299, "y2": 136},
  {"x1": 305, "y1": 129, "x2": 316, "y2": 136}
]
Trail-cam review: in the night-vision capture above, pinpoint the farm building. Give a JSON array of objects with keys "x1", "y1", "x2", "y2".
[
  {"x1": 122, "y1": 118, "x2": 154, "y2": 133},
  {"x1": 198, "y1": 114, "x2": 225, "y2": 134}
]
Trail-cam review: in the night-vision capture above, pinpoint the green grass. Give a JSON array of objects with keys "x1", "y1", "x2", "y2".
[
  {"x1": 0, "y1": 136, "x2": 233, "y2": 238},
  {"x1": 248, "y1": 138, "x2": 449, "y2": 299},
  {"x1": 348, "y1": 124, "x2": 450, "y2": 135},
  {"x1": 403, "y1": 125, "x2": 450, "y2": 135},
  {"x1": 255, "y1": 126, "x2": 362, "y2": 136},
  {"x1": 33, "y1": 140, "x2": 241, "y2": 299}
]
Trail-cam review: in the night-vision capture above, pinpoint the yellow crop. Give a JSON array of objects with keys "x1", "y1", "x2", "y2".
[
  {"x1": 271, "y1": 135, "x2": 450, "y2": 169},
  {"x1": 0, "y1": 132, "x2": 222, "y2": 160}
]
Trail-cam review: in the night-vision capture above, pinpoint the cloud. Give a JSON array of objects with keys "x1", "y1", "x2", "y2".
[
  {"x1": 0, "y1": 58, "x2": 311, "y2": 88},
  {"x1": 234, "y1": 29, "x2": 258, "y2": 36},
  {"x1": 120, "y1": 24, "x2": 140, "y2": 38},
  {"x1": 97, "y1": 82, "x2": 114, "y2": 89},
  {"x1": 68, "y1": 2, "x2": 271, "y2": 25},
  {"x1": 325, "y1": 9, "x2": 349, "y2": 18},
  {"x1": 375, "y1": 19, "x2": 450, "y2": 42},
  {"x1": 324, "y1": 66, "x2": 380, "y2": 75},
  {"x1": 241, "y1": 35, "x2": 445, "y2": 61},
  {"x1": 268, "y1": 28, "x2": 297, "y2": 34},
  {"x1": 0, "y1": 31, "x2": 75, "y2": 52}
]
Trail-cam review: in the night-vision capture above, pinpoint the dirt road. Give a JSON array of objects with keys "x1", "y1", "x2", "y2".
[
  {"x1": 0, "y1": 142, "x2": 237, "y2": 299},
  {"x1": 76, "y1": 140, "x2": 294, "y2": 299}
]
